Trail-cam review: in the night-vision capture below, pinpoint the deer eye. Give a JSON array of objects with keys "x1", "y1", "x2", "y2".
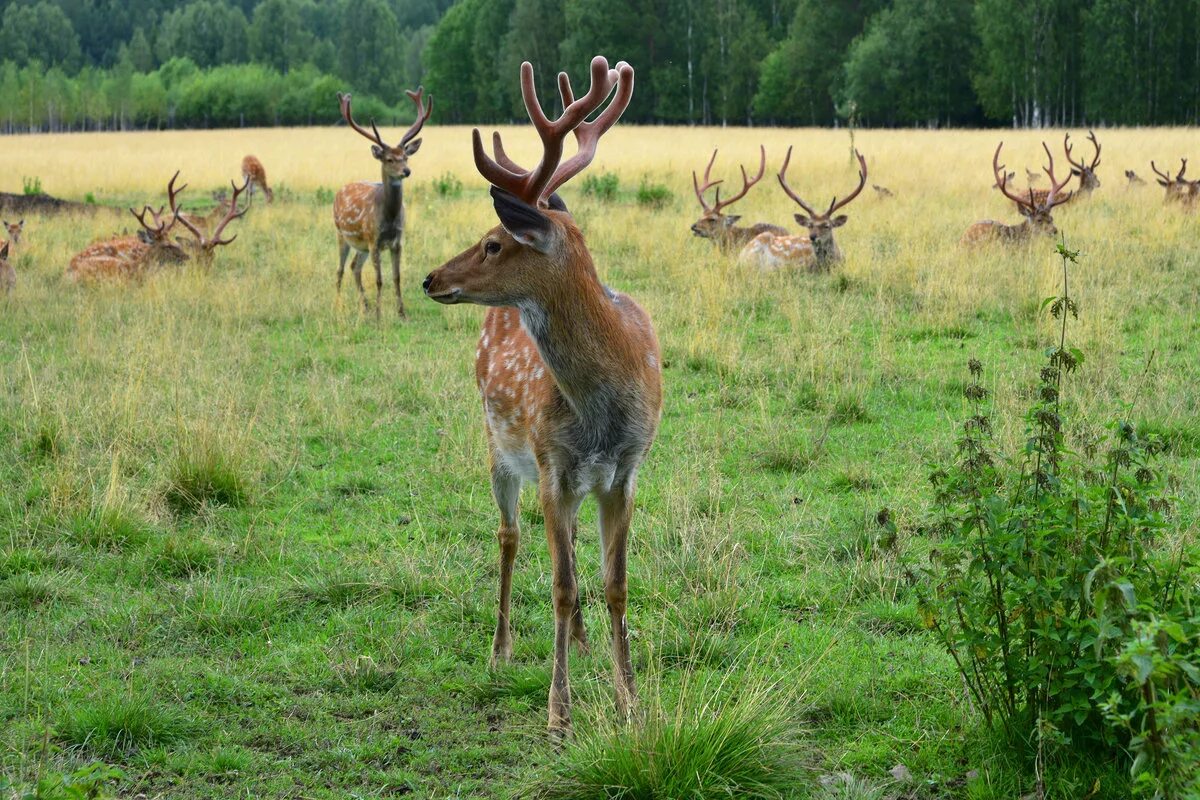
[{"x1": 485, "y1": 240, "x2": 501, "y2": 256}]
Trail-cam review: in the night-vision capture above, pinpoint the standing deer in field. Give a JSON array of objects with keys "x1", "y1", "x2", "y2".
[
  {"x1": 1125, "y1": 170, "x2": 1146, "y2": 186},
  {"x1": 3, "y1": 219, "x2": 23, "y2": 246},
  {"x1": 962, "y1": 142, "x2": 1073, "y2": 246},
  {"x1": 741, "y1": 147, "x2": 867, "y2": 272},
  {"x1": 241, "y1": 155, "x2": 273, "y2": 203},
  {"x1": 1, "y1": 240, "x2": 13, "y2": 295},
  {"x1": 1151, "y1": 159, "x2": 1200, "y2": 209},
  {"x1": 1064, "y1": 130, "x2": 1101, "y2": 194},
  {"x1": 422, "y1": 56, "x2": 659, "y2": 740},
  {"x1": 690, "y1": 147, "x2": 787, "y2": 252},
  {"x1": 334, "y1": 87, "x2": 432, "y2": 318}
]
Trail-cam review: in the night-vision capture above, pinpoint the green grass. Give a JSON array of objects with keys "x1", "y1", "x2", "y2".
[{"x1": 1, "y1": 127, "x2": 1197, "y2": 798}]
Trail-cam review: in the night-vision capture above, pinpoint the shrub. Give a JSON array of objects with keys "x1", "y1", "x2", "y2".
[
  {"x1": 314, "y1": 186, "x2": 334, "y2": 204},
  {"x1": 432, "y1": 172, "x2": 462, "y2": 198},
  {"x1": 635, "y1": 178, "x2": 672, "y2": 208},
  {"x1": 22, "y1": 176, "x2": 43, "y2": 196},
  {"x1": 916, "y1": 243, "x2": 1198, "y2": 795},
  {"x1": 581, "y1": 172, "x2": 620, "y2": 201}
]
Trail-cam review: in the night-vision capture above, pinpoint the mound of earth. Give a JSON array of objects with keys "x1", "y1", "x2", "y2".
[{"x1": 0, "y1": 192, "x2": 101, "y2": 214}]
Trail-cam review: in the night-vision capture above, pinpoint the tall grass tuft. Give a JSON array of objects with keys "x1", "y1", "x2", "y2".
[
  {"x1": 532, "y1": 674, "x2": 801, "y2": 800},
  {"x1": 58, "y1": 695, "x2": 192, "y2": 757},
  {"x1": 162, "y1": 423, "x2": 254, "y2": 514}
]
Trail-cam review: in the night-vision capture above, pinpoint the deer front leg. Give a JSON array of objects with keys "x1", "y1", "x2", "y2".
[
  {"x1": 390, "y1": 243, "x2": 405, "y2": 318},
  {"x1": 540, "y1": 480, "x2": 583, "y2": 739},
  {"x1": 490, "y1": 459, "x2": 521, "y2": 668},
  {"x1": 371, "y1": 247, "x2": 383, "y2": 320},
  {"x1": 350, "y1": 251, "x2": 369, "y2": 312},
  {"x1": 598, "y1": 484, "x2": 637, "y2": 721}
]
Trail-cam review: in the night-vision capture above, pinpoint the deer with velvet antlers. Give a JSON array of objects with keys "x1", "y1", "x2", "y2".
[
  {"x1": 739, "y1": 147, "x2": 867, "y2": 271},
  {"x1": 422, "y1": 56, "x2": 659, "y2": 739},
  {"x1": 963, "y1": 142, "x2": 1073, "y2": 246},
  {"x1": 690, "y1": 147, "x2": 786, "y2": 252},
  {"x1": 334, "y1": 87, "x2": 432, "y2": 318}
]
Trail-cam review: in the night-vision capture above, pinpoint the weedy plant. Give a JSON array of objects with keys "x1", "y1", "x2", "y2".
[
  {"x1": 432, "y1": 172, "x2": 463, "y2": 198},
  {"x1": 22, "y1": 176, "x2": 43, "y2": 196},
  {"x1": 917, "y1": 242, "x2": 1199, "y2": 797},
  {"x1": 0, "y1": 762, "x2": 125, "y2": 800},
  {"x1": 581, "y1": 172, "x2": 620, "y2": 201},
  {"x1": 636, "y1": 178, "x2": 673, "y2": 208}
]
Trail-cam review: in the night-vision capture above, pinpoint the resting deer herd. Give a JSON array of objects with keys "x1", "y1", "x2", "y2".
[{"x1": 4, "y1": 60, "x2": 1198, "y2": 737}]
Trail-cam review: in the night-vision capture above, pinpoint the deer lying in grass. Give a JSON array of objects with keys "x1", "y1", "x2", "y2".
[
  {"x1": 422, "y1": 56, "x2": 658, "y2": 740},
  {"x1": 1064, "y1": 130, "x2": 1101, "y2": 194},
  {"x1": 1151, "y1": 159, "x2": 1200, "y2": 210},
  {"x1": 739, "y1": 148, "x2": 867, "y2": 272},
  {"x1": 690, "y1": 147, "x2": 786, "y2": 252},
  {"x1": 962, "y1": 142, "x2": 1072, "y2": 246},
  {"x1": 1, "y1": 240, "x2": 13, "y2": 295},
  {"x1": 1125, "y1": 170, "x2": 1146, "y2": 186},
  {"x1": 241, "y1": 155, "x2": 273, "y2": 203},
  {"x1": 3, "y1": 219, "x2": 23, "y2": 246}
]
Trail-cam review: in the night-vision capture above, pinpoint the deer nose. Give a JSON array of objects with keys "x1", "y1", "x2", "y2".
[
  {"x1": 422, "y1": 273, "x2": 433, "y2": 292},
  {"x1": 403, "y1": 167, "x2": 412, "y2": 178}
]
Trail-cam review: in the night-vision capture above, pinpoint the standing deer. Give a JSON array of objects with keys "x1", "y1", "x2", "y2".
[
  {"x1": 962, "y1": 142, "x2": 1073, "y2": 246},
  {"x1": 690, "y1": 147, "x2": 787, "y2": 252},
  {"x1": 241, "y1": 155, "x2": 273, "y2": 203},
  {"x1": 1, "y1": 240, "x2": 13, "y2": 295},
  {"x1": 741, "y1": 147, "x2": 867, "y2": 272},
  {"x1": 1064, "y1": 130, "x2": 1101, "y2": 194},
  {"x1": 3, "y1": 219, "x2": 23, "y2": 245},
  {"x1": 1151, "y1": 159, "x2": 1199, "y2": 209},
  {"x1": 422, "y1": 56, "x2": 659, "y2": 740},
  {"x1": 334, "y1": 87, "x2": 432, "y2": 318}
]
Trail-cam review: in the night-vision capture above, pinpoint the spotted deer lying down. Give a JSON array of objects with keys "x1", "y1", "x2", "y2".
[
  {"x1": 690, "y1": 146, "x2": 787, "y2": 253},
  {"x1": 962, "y1": 142, "x2": 1072, "y2": 246}
]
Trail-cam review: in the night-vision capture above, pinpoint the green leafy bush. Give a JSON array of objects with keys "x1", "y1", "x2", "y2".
[
  {"x1": 635, "y1": 178, "x2": 672, "y2": 208},
  {"x1": 0, "y1": 762, "x2": 124, "y2": 799},
  {"x1": 916, "y1": 243, "x2": 1198, "y2": 795},
  {"x1": 581, "y1": 172, "x2": 620, "y2": 201},
  {"x1": 22, "y1": 176, "x2": 43, "y2": 196},
  {"x1": 432, "y1": 172, "x2": 462, "y2": 198}
]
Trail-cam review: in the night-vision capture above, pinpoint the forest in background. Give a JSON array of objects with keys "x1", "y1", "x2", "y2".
[{"x1": 1, "y1": 0, "x2": 1198, "y2": 132}]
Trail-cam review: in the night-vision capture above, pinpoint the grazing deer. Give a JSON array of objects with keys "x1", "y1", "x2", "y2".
[
  {"x1": 962, "y1": 142, "x2": 1073, "y2": 246},
  {"x1": 1150, "y1": 159, "x2": 1200, "y2": 209},
  {"x1": 742, "y1": 147, "x2": 868, "y2": 272},
  {"x1": 1125, "y1": 169, "x2": 1146, "y2": 186},
  {"x1": 241, "y1": 155, "x2": 273, "y2": 203},
  {"x1": 690, "y1": 147, "x2": 787, "y2": 252},
  {"x1": 3, "y1": 219, "x2": 23, "y2": 245},
  {"x1": 334, "y1": 87, "x2": 432, "y2": 318},
  {"x1": 422, "y1": 56, "x2": 659, "y2": 740},
  {"x1": 1064, "y1": 130, "x2": 1101, "y2": 194},
  {"x1": 1, "y1": 240, "x2": 13, "y2": 295}
]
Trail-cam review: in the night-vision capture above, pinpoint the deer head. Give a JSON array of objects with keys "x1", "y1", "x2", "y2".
[
  {"x1": 1150, "y1": 159, "x2": 1197, "y2": 206},
  {"x1": 690, "y1": 146, "x2": 767, "y2": 242},
  {"x1": 339, "y1": 88, "x2": 432, "y2": 182},
  {"x1": 1125, "y1": 169, "x2": 1146, "y2": 186},
  {"x1": 777, "y1": 147, "x2": 868, "y2": 266},
  {"x1": 994, "y1": 141, "x2": 1073, "y2": 236},
  {"x1": 1064, "y1": 130, "x2": 1101, "y2": 193},
  {"x1": 173, "y1": 175, "x2": 250, "y2": 262},
  {"x1": 424, "y1": 57, "x2": 633, "y2": 307},
  {"x1": 127, "y1": 173, "x2": 189, "y2": 263},
  {"x1": 3, "y1": 219, "x2": 22, "y2": 244}
]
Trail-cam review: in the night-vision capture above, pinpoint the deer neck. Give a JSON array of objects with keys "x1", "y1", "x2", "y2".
[
  {"x1": 812, "y1": 233, "x2": 842, "y2": 264},
  {"x1": 379, "y1": 167, "x2": 405, "y2": 227},
  {"x1": 516, "y1": 237, "x2": 641, "y2": 419}
]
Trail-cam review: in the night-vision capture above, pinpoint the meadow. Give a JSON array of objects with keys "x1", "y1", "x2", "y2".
[{"x1": 1, "y1": 125, "x2": 1197, "y2": 798}]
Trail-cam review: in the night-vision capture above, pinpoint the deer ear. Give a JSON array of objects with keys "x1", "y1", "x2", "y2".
[
  {"x1": 545, "y1": 192, "x2": 569, "y2": 213},
  {"x1": 0, "y1": 242, "x2": 8, "y2": 259},
  {"x1": 491, "y1": 186, "x2": 554, "y2": 253},
  {"x1": 371, "y1": 145, "x2": 385, "y2": 160},
  {"x1": 1071, "y1": 168, "x2": 1081, "y2": 176},
  {"x1": 404, "y1": 138, "x2": 422, "y2": 156},
  {"x1": 723, "y1": 214, "x2": 741, "y2": 227},
  {"x1": 831, "y1": 215, "x2": 848, "y2": 228},
  {"x1": 794, "y1": 213, "x2": 813, "y2": 227}
]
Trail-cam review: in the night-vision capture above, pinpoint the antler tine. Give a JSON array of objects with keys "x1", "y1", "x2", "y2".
[
  {"x1": 542, "y1": 61, "x2": 634, "y2": 200},
  {"x1": 1064, "y1": 132, "x2": 1082, "y2": 170},
  {"x1": 400, "y1": 86, "x2": 432, "y2": 147},
  {"x1": 1150, "y1": 160, "x2": 1172, "y2": 186},
  {"x1": 338, "y1": 92, "x2": 385, "y2": 148},
  {"x1": 777, "y1": 145, "x2": 819, "y2": 217},
  {"x1": 826, "y1": 149, "x2": 868, "y2": 216},
  {"x1": 130, "y1": 205, "x2": 165, "y2": 234},
  {"x1": 692, "y1": 149, "x2": 722, "y2": 212},
  {"x1": 207, "y1": 176, "x2": 251, "y2": 247},
  {"x1": 709, "y1": 145, "x2": 766, "y2": 213},
  {"x1": 1177, "y1": 158, "x2": 1188, "y2": 181},
  {"x1": 1087, "y1": 130, "x2": 1101, "y2": 167},
  {"x1": 1042, "y1": 141, "x2": 1073, "y2": 208},
  {"x1": 992, "y1": 142, "x2": 1034, "y2": 212}
]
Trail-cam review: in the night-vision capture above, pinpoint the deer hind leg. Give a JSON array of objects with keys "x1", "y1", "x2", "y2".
[
  {"x1": 350, "y1": 250, "x2": 369, "y2": 312},
  {"x1": 540, "y1": 480, "x2": 584, "y2": 739},
  {"x1": 568, "y1": 520, "x2": 589, "y2": 654},
  {"x1": 390, "y1": 244, "x2": 405, "y2": 318},
  {"x1": 490, "y1": 458, "x2": 521, "y2": 669},
  {"x1": 598, "y1": 483, "x2": 637, "y2": 720},
  {"x1": 336, "y1": 240, "x2": 351, "y2": 293},
  {"x1": 371, "y1": 247, "x2": 383, "y2": 320}
]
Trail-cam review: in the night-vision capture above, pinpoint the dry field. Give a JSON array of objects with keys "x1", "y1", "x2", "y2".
[{"x1": 1, "y1": 125, "x2": 1197, "y2": 798}]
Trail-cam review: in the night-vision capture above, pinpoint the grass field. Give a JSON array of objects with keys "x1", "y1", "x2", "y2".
[{"x1": 1, "y1": 125, "x2": 1197, "y2": 798}]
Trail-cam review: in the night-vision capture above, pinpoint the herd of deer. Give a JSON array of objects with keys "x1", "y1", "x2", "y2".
[{"x1": 1, "y1": 57, "x2": 1196, "y2": 743}]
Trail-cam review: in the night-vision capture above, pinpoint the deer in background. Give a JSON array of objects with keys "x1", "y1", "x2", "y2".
[
  {"x1": 241, "y1": 155, "x2": 273, "y2": 203},
  {"x1": 334, "y1": 87, "x2": 432, "y2": 318},
  {"x1": 422, "y1": 56, "x2": 659, "y2": 740},
  {"x1": 3, "y1": 220, "x2": 23, "y2": 246},
  {"x1": 690, "y1": 147, "x2": 787, "y2": 252},
  {"x1": 1151, "y1": 159, "x2": 1200, "y2": 209},
  {"x1": 1125, "y1": 169, "x2": 1146, "y2": 186},
  {"x1": 741, "y1": 147, "x2": 867, "y2": 272},
  {"x1": 1, "y1": 240, "x2": 13, "y2": 295},
  {"x1": 1064, "y1": 130, "x2": 1101, "y2": 194},
  {"x1": 962, "y1": 142, "x2": 1072, "y2": 246}
]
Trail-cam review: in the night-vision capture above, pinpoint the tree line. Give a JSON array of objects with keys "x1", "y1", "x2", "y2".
[{"x1": 2, "y1": 0, "x2": 1198, "y2": 131}]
